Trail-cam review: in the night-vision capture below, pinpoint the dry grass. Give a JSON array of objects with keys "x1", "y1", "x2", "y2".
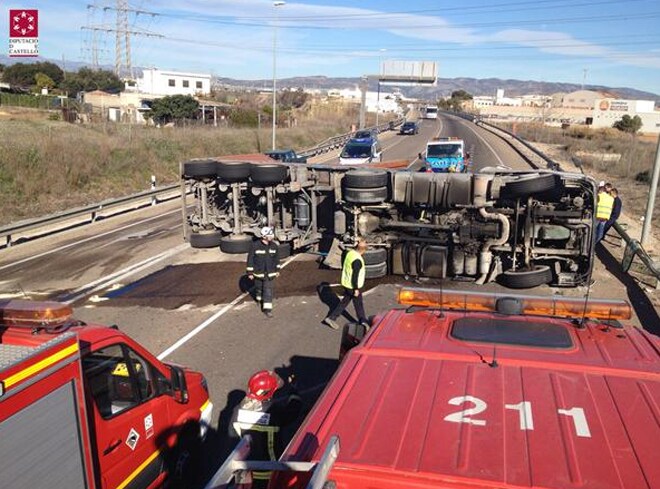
[
  {"x1": 503, "y1": 123, "x2": 657, "y2": 179},
  {"x1": 0, "y1": 103, "x2": 358, "y2": 225}
]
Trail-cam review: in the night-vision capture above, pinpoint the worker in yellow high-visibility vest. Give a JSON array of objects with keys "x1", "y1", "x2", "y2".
[
  {"x1": 323, "y1": 240, "x2": 369, "y2": 330},
  {"x1": 596, "y1": 184, "x2": 614, "y2": 243}
]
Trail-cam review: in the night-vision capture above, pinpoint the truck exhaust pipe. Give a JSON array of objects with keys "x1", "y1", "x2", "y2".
[{"x1": 476, "y1": 207, "x2": 510, "y2": 285}]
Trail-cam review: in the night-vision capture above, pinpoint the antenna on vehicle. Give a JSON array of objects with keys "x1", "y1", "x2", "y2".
[
  {"x1": 17, "y1": 283, "x2": 28, "y2": 299},
  {"x1": 578, "y1": 183, "x2": 598, "y2": 329}
]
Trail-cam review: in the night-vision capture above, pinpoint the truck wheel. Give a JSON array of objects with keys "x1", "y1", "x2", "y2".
[
  {"x1": 250, "y1": 163, "x2": 288, "y2": 186},
  {"x1": 189, "y1": 229, "x2": 223, "y2": 248},
  {"x1": 503, "y1": 174, "x2": 557, "y2": 198},
  {"x1": 277, "y1": 241, "x2": 292, "y2": 259},
  {"x1": 220, "y1": 234, "x2": 253, "y2": 254},
  {"x1": 343, "y1": 169, "x2": 388, "y2": 189},
  {"x1": 501, "y1": 265, "x2": 552, "y2": 289},
  {"x1": 364, "y1": 247, "x2": 387, "y2": 265},
  {"x1": 344, "y1": 186, "x2": 388, "y2": 204},
  {"x1": 365, "y1": 261, "x2": 388, "y2": 279},
  {"x1": 216, "y1": 161, "x2": 251, "y2": 183},
  {"x1": 182, "y1": 159, "x2": 217, "y2": 179}
]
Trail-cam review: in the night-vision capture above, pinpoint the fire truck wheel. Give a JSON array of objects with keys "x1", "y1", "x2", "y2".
[
  {"x1": 503, "y1": 174, "x2": 557, "y2": 198},
  {"x1": 169, "y1": 426, "x2": 204, "y2": 488},
  {"x1": 501, "y1": 265, "x2": 553, "y2": 289},
  {"x1": 365, "y1": 261, "x2": 388, "y2": 279},
  {"x1": 250, "y1": 163, "x2": 289, "y2": 186},
  {"x1": 220, "y1": 234, "x2": 253, "y2": 254},
  {"x1": 182, "y1": 159, "x2": 218, "y2": 179},
  {"x1": 363, "y1": 247, "x2": 388, "y2": 266},
  {"x1": 216, "y1": 161, "x2": 252, "y2": 183},
  {"x1": 343, "y1": 169, "x2": 389, "y2": 189},
  {"x1": 277, "y1": 241, "x2": 292, "y2": 259},
  {"x1": 189, "y1": 229, "x2": 223, "y2": 248},
  {"x1": 343, "y1": 186, "x2": 388, "y2": 204}
]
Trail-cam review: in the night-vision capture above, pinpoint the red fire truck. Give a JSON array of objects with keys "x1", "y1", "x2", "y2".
[
  {"x1": 210, "y1": 288, "x2": 660, "y2": 489},
  {"x1": 0, "y1": 300, "x2": 213, "y2": 489}
]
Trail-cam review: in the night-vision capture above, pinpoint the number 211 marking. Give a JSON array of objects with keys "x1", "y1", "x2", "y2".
[{"x1": 443, "y1": 396, "x2": 592, "y2": 438}]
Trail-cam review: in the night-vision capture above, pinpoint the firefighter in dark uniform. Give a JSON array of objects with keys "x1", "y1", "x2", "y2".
[
  {"x1": 247, "y1": 227, "x2": 281, "y2": 318},
  {"x1": 231, "y1": 370, "x2": 302, "y2": 489}
]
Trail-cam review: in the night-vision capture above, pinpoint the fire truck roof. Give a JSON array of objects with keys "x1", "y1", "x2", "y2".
[{"x1": 282, "y1": 303, "x2": 660, "y2": 489}]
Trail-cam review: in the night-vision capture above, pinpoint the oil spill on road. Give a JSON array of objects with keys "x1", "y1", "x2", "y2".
[{"x1": 98, "y1": 260, "x2": 404, "y2": 310}]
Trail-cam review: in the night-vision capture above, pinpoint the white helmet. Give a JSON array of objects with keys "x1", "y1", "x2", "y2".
[{"x1": 260, "y1": 226, "x2": 274, "y2": 238}]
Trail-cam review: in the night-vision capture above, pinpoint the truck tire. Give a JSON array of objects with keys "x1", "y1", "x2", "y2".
[
  {"x1": 220, "y1": 234, "x2": 253, "y2": 254},
  {"x1": 363, "y1": 248, "x2": 387, "y2": 266},
  {"x1": 250, "y1": 163, "x2": 288, "y2": 186},
  {"x1": 169, "y1": 424, "x2": 204, "y2": 489},
  {"x1": 216, "y1": 161, "x2": 251, "y2": 183},
  {"x1": 501, "y1": 265, "x2": 552, "y2": 289},
  {"x1": 182, "y1": 159, "x2": 217, "y2": 179},
  {"x1": 343, "y1": 186, "x2": 388, "y2": 204},
  {"x1": 503, "y1": 174, "x2": 557, "y2": 198},
  {"x1": 343, "y1": 169, "x2": 388, "y2": 189},
  {"x1": 189, "y1": 229, "x2": 223, "y2": 248},
  {"x1": 365, "y1": 261, "x2": 388, "y2": 279}
]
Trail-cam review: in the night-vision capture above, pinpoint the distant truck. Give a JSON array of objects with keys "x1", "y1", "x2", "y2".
[
  {"x1": 422, "y1": 105, "x2": 438, "y2": 119},
  {"x1": 420, "y1": 137, "x2": 469, "y2": 173},
  {"x1": 0, "y1": 300, "x2": 212, "y2": 489},
  {"x1": 209, "y1": 287, "x2": 659, "y2": 489}
]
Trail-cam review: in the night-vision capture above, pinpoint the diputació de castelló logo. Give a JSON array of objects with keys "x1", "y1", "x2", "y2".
[{"x1": 9, "y1": 9, "x2": 39, "y2": 57}]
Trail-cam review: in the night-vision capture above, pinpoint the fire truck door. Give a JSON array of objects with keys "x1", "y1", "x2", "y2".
[{"x1": 83, "y1": 343, "x2": 171, "y2": 489}]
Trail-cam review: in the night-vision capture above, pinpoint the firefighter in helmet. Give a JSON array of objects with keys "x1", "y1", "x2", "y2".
[
  {"x1": 231, "y1": 370, "x2": 302, "y2": 488},
  {"x1": 246, "y1": 227, "x2": 281, "y2": 318}
]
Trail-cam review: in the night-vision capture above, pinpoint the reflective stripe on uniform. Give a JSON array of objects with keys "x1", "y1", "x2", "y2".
[
  {"x1": 255, "y1": 250, "x2": 267, "y2": 255},
  {"x1": 253, "y1": 273, "x2": 265, "y2": 278},
  {"x1": 341, "y1": 249, "x2": 366, "y2": 289},
  {"x1": 263, "y1": 303, "x2": 273, "y2": 309},
  {"x1": 268, "y1": 249, "x2": 277, "y2": 254}
]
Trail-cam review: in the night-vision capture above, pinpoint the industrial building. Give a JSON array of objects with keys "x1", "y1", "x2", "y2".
[{"x1": 134, "y1": 68, "x2": 211, "y2": 97}]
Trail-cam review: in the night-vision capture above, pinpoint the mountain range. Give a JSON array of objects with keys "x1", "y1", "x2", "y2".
[{"x1": 1, "y1": 55, "x2": 657, "y2": 102}]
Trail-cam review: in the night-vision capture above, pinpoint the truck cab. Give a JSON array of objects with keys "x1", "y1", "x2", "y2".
[
  {"x1": 212, "y1": 289, "x2": 660, "y2": 489},
  {"x1": 422, "y1": 137, "x2": 468, "y2": 173},
  {"x1": 0, "y1": 300, "x2": 212, "y2": 489}
]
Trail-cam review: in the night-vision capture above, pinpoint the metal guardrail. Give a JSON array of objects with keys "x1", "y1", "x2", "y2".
[
  {"x1": 0, "y1": 183, "x2": 179, "y2": 248},
  {"x1": 614, "y1": 222, "x2": 660, "y2": 288},
  {"x1": 298, "y1": 117, "x2": 405, "y2": 158}
]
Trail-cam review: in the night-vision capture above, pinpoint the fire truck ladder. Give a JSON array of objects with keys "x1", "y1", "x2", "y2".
[{"x1": 204, "y1": 435, "x2": 340, "y2": 489}]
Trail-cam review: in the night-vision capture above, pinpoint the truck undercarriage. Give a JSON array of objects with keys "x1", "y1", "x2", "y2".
[{"x1": 182, "y1": 159, "x2": 596, "y2": 288}]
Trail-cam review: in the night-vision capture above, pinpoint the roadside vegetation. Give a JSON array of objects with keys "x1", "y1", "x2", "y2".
[{"x1": 0, "y1": 102, "x2": 360, "y2": 225}]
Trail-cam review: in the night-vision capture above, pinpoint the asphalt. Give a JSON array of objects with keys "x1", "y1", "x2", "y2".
[{"x1": 0, "y1": 112, "x2": 655, "y2": 486}]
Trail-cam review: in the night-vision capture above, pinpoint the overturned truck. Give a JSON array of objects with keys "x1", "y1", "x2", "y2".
[{"x1": 181, "y1": 159, "x2": 595, "y2": 288}]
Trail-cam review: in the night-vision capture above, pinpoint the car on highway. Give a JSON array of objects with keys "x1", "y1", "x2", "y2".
[
  {"x1": 211, "y1": 288, "x2": 659, "y2": 489},
  {"x1": 399, "y1": 121, "x2": 419, "y2": 135},
  {"x1": 264, "y1": 149, "x2": 308, "y2": 163},
  {"x1": 353, "y1": 129, "x2": 378, "y2": 139},
  {"x1": 339, "y1": 136, "x2": 383, "y2": 165}
]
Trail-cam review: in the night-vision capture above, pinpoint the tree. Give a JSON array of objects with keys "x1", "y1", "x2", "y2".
[
  {"x1": 2, "y1": 62, "x2": 63, "y2": 87},
  {"x1": 149, "y1": 95, "x2": 199, "y2": 124},
  {"x1": 613, "y1": 114, "x2": 642, "y2": 134},
  {"x1": 35, "y1": 72, "x2": 55, "y2": 90},
  {"x1": 60, "y1": 68, "x2": 123, "y2": 94}
]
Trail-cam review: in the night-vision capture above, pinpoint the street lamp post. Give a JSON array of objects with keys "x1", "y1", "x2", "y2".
[
  {"x1": 375, "y1": 49, "x2": 386, "y2": 128},
  {"x1": 272, "y1": 1, "x2": 285, "y2": 151}
]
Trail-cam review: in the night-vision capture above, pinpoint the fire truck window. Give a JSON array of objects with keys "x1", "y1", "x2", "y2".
[
  {"x1": 126, "y1": 348, "x2": 155, "y2": 400},
  {"x1": 451, "y1": 318, "x2": 573, "y2": 349},
  {"x1": 82, "y1": 344, "x2": 139, "y2": 418}
]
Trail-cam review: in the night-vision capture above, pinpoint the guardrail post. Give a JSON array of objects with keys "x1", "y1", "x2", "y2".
[
  {"x1": 151, "y1": 175, "x2": 157, "y2": 206},
  {"x1": 5, "y1": 234, "x2": 11, "y2": 248}
]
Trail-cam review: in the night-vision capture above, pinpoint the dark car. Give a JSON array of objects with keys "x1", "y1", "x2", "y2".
[
  {"x1": 264, "y1": 149, "x2": 307, "y2": 163},
  {"x1": 399, "y1": 121, "x2": 419, "y2": 135},
  {"x1": 354, "y1": 129, "x2": 378, "y2": 140}
]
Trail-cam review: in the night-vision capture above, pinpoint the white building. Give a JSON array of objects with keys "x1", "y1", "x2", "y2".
[
  {"x1": 591, "y1": 98, "x2": 660, "y2": 134},
  {"x1": 135, "y1": 68, "x2": 211, "y2": 96},
  {"x1": 473, "y1": 96, "x2": 495, "y2": 108},
  {"x1": 495, "y1": 89, "x2": 523, "y2": 107}
]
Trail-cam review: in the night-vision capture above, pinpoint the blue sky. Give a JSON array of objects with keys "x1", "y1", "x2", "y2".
[{"x1": 6, "y1": 0, "x2": 660, "y2": 94}]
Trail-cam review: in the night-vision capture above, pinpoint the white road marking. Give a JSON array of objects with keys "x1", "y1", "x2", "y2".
[
  {"x1": 157, "y1": 254, "x2": 299, "y2": 360},
  {"x1": 0, "y1": 208, "x2": 182, "y2": 271},
  {"x1": 63, "y1": 243, "x2": 188, "y2": 304},
  {"x1": 456, "y1": 118, "x2": 505, "y2": 167}
]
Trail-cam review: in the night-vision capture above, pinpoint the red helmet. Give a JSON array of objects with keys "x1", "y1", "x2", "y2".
[{"x1": 247, "y1": 370, "x2": 282, "y2": 401}]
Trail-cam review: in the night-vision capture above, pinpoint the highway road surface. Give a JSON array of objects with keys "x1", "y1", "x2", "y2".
[{"x1": 0, "y1": 112, "x2": 656, "y2": 486}]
